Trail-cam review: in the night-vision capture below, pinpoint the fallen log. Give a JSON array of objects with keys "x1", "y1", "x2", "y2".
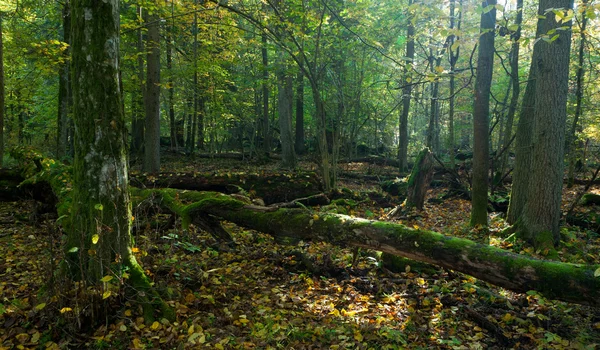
[
  {"x1": 132, "y1": 188, "x2": 600, "y2": 307},
  {"x1": 130, "y1": 171, "x2": 323, "y2": 205}
]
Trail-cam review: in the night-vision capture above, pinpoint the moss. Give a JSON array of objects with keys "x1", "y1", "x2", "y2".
[{"x1": 382, "y1": 254, "x2": 439, "y2": 274}]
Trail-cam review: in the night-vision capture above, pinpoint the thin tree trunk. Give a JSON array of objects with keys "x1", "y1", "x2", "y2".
[
  {"x1": 497, "y1": 0, "x2": 522, "y2": 183},
  {"x1": 566, "y1": 0, "x2": 588, "y2": 188},
  {"x1": 167, "y1": 0, "x2": 176, "y2": 151},
  {"x1": 470, "y1": 0, "x2": 496, "y2": 226},
  {"x1": 143, "y1": 9, "x2": 160, "y2": 173},
  {"x1": 447, "y1": 0, "x2": 461, "y2": 170},
  {"x1": 278, "y1": 73, "x2": 296, "y2": 168},
  {"x1": 130, "y1": 6, "x2": 145, "y2": 159},
  {"x1": 56, "y1": 2, "x2": 70, "y2": 158},
  {"x1": 295, "y1": 70, "x2": 305, "y2": 155},
  {"x1": 262, "y1": 34, "x2": 270, "y2": 155},
  {"x1": 398, "y1": 0, "x2": 414, "y2": 172}
]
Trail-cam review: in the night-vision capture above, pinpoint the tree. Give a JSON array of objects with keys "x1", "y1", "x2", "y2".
[
  {"x1": 277, "y1": 68, "x2": 296, "y2": 168},
  {"x1": 509, "y1": 0, "x2": 574, "y2": 247},
  {"x1": 397, "y1": 0, "x2": 415, "y2": 172},
  {"x1": 143, "y1": 6, "x2": 161, "y2": 173},
  {"x1": 69, "y1": 0, "x2": 171, "y2": 319},
  {"x1": 470, "y1": 0, "x2": 496, "y2": 226}
]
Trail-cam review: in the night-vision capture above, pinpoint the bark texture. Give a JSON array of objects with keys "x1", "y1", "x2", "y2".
[
  {"x1": 470, "y1": 0, "x2": 496, "y2": 226},
  {"x1": 56, "y1": 2, "x2": 71, "y2": 158},
  {"x1": 398, "y1": 1, "x2": 414, "y2": 172},
  {"x1": 0, "y1": 14, "x2": 4, "y2": 167},
  {"x1": 70, "y1": 0, "x2": 171, "y2": 320},
  {"x1": 519, "y1": 0, "x2": 573, "y2": 247},
  {"x1": 278, "y1": 73, "x2": 296, "y2": 169}
]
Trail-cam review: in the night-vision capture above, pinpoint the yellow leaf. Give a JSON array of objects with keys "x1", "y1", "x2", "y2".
[
  {"x1": 60, "y1": 307, "x2": 72, "y2": 313},
  {"x1": 31, "y1": 332, "x2": 40, "y2": 344},
  {"x1": 413, "y1": 224, "x2": 419, "y2": 229},
  {"x1": 354, "y1": 331, "x2": 364, "y2": 342},
  {"x1": 434, "y1": 66, "x2": 444, "y2": 73},
  {"x1": 100, "y1": 275, "x2": 113, "y2": 283},
  {"x1": 502, "y1": 313, "x2": 513, "y2": 322},
  {"x1": 119, "y1": 325, "x2": 127, "y2": 331},
  {"x1": 188, "y1": 325, "x2": 195, "y2": 335},
  {"x1": 238, "y1": 318, "x2": 250, "y2": 325},
  {"x1": 92, "y1": 234, "x2": 99, "y2": 244},
  {"x1": 215, "y1": 345, "x2": 224, "y2": 350},
  {"x1": 313, "y1": 214, "x2": 319, "y2": 221},
  {"x1": 132, "y1": 338, "x2": 144, "y2": 349},
  {"x1": 132, "y1": 247, "x2": 140, "y2": 253},
  {"x1": 124, "y1": 309, "x2": 132, "y2": 317},
  {"x1": 102, "y1": 290, "x2": 112, "y2": 299},
  {"x1": 151, "y1": 321, "x2": 160, "y2": 330},
  {"x1": 594, "y1": 267, "x2": 600, "y2": 277},
  {"x1": 35, "y1": 303, "x2": 46, "y2": 310}
]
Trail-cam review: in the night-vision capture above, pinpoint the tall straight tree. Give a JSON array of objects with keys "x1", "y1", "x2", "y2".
[
  {"x1": 69, "y1": 0, "x2": 171, "y2": 319},
  {"x1": 295, "y1": 69, "x2": 305, "y2": 155},
  {"x1": 566, "y1": 0, "x2": 588, "y2": 187},
  {"x1": 130, "y1": 6, "x2": 145, "y2": 159},
  {"x1": 470, "y1": 0, "x2": 496, "y2": 226},
  {"x1": 516, "y1": 0, "x2": 574, "y2": 247},
  {"x1": 398, "y1": 0, "x2": 415, "y2": 172},
  {"x1": 143, "y1": 7, "x2": 161, "y2": 173}
]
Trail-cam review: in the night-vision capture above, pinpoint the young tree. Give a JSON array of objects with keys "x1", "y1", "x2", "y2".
[
  {"x1": 470, "y1": 0, "x2": 496, "y2": 226},
  {"x1": 69, "y1": 0, "x2": 170, "y2": 318},
  {"x1": 143, "y1": 7, "x2": 161, "y2": 173},
  {"x1": 398, "y1": 0, "x2": 415, "y2": 172}
]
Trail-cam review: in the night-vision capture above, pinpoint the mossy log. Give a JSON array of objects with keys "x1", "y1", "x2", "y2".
[
  {"x1": 130, "y1": 171, "x2": 322, "y2": 205},
  {"x1": 133, "y1": 189, "x2": 600, "y2": 307}
]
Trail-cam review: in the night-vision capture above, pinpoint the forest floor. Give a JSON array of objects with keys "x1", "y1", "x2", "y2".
[{"x1": 1, "y1": 156, "x2": 600, "y2": 349}]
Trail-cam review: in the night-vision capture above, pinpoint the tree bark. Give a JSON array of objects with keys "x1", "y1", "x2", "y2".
[
  {"x1": 278, "y1": 73, "x2": 296, "y2": 169},
  {"x1": 519, "y1": 0, "x2": 573, "y2": 247},
  {"x1": 470, "y1": 0, "x2": 496, "y2": 226},
  {"x1": 143, "y1": 8, "x2": 161, "y2": 173},
  {"x1": 398, "y1": 0, "x2": 414, "y2": 173},
  {"x1": 496, "y1": 0, "x2": 522, "y2": 184},
  {"x1": 566, "y1": 0, "x2": 587, "y2": 188},
  {"x1": 135, "y1": 188, "x2": 600, "y2": 307},
  {"x1": 70, "y1": 0, "x2": 171, "y2": 320},
  {"x1": 167, "y1": 0, "x2": 177, "y2": 151},
  {"x1": 295, "y1": 70, "x2": 305, "y2": 155},
  {"x1": 130, "y1": 5, "x2": 145, "y2": 159},
  {"x1": 131, "y1": 171, "x2": 322, "y2": 205},
  {"x1": 261, "y1": 33, "x2": 270, "y2": 155}
]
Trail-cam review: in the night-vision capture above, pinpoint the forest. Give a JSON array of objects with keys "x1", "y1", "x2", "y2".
[{"x1": 1, "y1": 0, "x2": 600, "y2": 348}]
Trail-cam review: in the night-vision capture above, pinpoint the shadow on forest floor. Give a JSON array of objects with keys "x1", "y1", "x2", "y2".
[{"x1": 1, "y1": 157, "x2": 600, "y2": 349}]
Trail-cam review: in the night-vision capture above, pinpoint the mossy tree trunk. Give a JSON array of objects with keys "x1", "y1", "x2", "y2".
[
  {"x1": 134, "y1": 188, "x2": 600, "y2": 307},
  {"x1": 470, "y1": 0, "x2": 496, "y2": 226},
  {"x1": 0, "y1": 13, "x2": 4, "y2": 168},
  {"x1": 405, "y1": 148, "x2": 434, "y2": 211},
  {"x1": 70, "y1": 0, "x2": 171, "y2": 320}
]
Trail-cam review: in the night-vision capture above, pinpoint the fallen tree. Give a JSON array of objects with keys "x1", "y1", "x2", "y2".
[
  {"x1": 133, "y1": 188, "x2": 600, "y2": 307},
  {"x1": 131, "y1": 171, "x2": 323, "y2": 204}
]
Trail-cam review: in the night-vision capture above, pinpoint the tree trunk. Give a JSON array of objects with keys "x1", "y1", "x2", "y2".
[
  {"x1": 131, "y1": 171, "x2": 322, "y2": 205},
  {"x1": 261, "y1": 34, "x2": 270, "y2": 155},
  {"x1": 70, "y1": 0, "x2": 171, "y2": 321},
  {"x1": 56, "y1": 2, "x2": 70, "y2": 159},
  {"x1": 566, "y1": 0, "x2": 587, "y2": 188},
  {"x1": 447, "y1": 0, "x2": 461, "y2": 171},
  {"x1": 519, "y1": 0, "x2": 573, "y2": 248},
  {"x1": 130, "y1": 5, "x2": 145, "y2": 159},
  {"x1": 496, "y1": 0, "x2": 522, "y2": 184},
  {"x1": 405, "y1": 148, "x2": 434, "y2": 211},
  {"x1": 295, "y1": 70, "x2": 305, "y2": 155},
  {"x1": 167, "y1": 0, "x2": 177, "y2": 151},
  {"x1": 398, "y1": 0, "x2": 414, "y2": 173},
  {"x1": 278, "y1": 73, "x2": 296, "y2": 169},
  {"x1": 135, "y1": 189, "x2": 600, "y2": 307},
  {"x1": 470, "y1": 0, "x2": 496, "y2": 226},
  {"x1": 143, "y1": 9, "x2": 161, "y2": 173}
]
